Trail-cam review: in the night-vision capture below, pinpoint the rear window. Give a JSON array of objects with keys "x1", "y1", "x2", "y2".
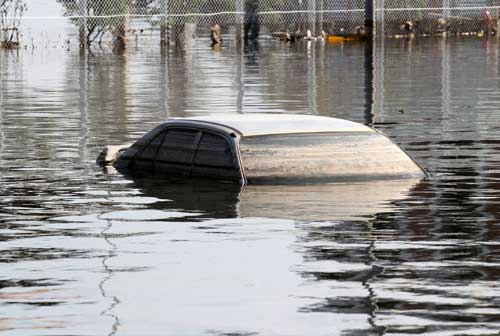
[{"x1": 239, "y1": 132, "x2": 423, "y2": 182}]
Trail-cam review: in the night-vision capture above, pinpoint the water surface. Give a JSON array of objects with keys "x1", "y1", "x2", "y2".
[{"x1": 1, "y1": 37, "x2": 500, "y2": 336}]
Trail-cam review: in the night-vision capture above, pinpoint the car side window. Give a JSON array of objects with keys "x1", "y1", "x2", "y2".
[
  {"x1": 191, "y1": 131, "x2": 239, "y2": 180},
  {"x1": 194, "y1": 132, "x2": 234, "y2": 168},
  {"x1": 155, "y1": 129, "x2": 200, "y2": 164},
  {"x1": 152, "y1": 128, "x2": 200, "y2": 175}
]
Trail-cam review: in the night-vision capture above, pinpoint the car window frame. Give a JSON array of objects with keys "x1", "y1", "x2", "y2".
[{"x1": 134, "y1": 124, "x2": 243, "y2": 182}]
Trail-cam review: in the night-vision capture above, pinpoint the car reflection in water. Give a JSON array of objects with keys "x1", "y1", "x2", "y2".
[
  {"x1": 129, "y1": 177, "x2": 422, "y2": 222},
  {"x1": 107, "y1": 176, "x2": 427, "y2": 334}
]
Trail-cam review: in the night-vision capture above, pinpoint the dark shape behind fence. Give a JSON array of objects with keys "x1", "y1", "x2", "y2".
[{"x1": 244, "y1": 0, "x2": 260, "y2": 42}]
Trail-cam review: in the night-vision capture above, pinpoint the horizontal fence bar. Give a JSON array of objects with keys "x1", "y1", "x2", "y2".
[
  {"x1": 8, "y1": 10, "x2": 362, "y2": 21},
  {"x1": 4, "y1": 13, "x2": 242, "y2": 20},
  {"x1": 380, "y1": 6, "x2": 500, "y2": 12},
  {"x1": 10, "y1": 6, "x2": 499, "y2": 21}
]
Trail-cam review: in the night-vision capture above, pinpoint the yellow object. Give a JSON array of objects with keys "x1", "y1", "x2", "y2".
[{"x1": 327, "y1": 35, "x2": 365, "y2": 43}]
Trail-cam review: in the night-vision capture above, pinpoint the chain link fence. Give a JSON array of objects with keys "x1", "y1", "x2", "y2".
[
  {"x1": 1, "y1": 0, "x2": 500, "y2": 50},
  {"x1": 379, "y1": 0, "x2": 500, "y2": 36}
]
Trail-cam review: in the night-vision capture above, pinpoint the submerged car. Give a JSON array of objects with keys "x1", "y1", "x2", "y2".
[{"x1": 98, "y1": 114, "x2": 427, "y2": 185}]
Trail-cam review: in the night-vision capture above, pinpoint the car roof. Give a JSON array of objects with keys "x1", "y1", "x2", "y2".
[{"x1": 171, "y1": 114, "x2": 374, "y2": 137}]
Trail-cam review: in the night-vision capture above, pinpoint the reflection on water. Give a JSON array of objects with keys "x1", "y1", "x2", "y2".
[
  {"x1": 1, "y1": 38, "x2": 500, "y2": 335},
  {"x1": 240, "y1": 180, "x2": 421, "y2": 221},
  {"x1": 131, "y1": 178, "x2": 421, "y2": 221}
]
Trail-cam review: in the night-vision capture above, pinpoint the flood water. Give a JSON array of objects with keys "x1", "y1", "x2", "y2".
[{"x1": 1, "y1": 37, "x2": 500, "y2": 336}]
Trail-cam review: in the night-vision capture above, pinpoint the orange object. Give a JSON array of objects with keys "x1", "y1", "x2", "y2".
[{"x1": 327, "y1": 34, "x2": 366, "y2": 43}]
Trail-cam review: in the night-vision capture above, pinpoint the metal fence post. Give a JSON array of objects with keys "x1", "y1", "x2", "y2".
[
  {"x1": 365, "y1": 0, "x2": 375, "y2": 38},
  {"x1": 237, "y1": 0, "x2": 244, "y2": 42},
  {"x1": 376, "y1": 0, "x2": 384, "y2": 37},
  {"x1": 443, "y1": 0, "x2": 450, "y2": 20},
  {"x1": 160, "y1": 0, "x2": 169, "y2": 47},
  {"x1": 318, "y1": 0, "x2": 323, "y2": 36},
  {"x1": 497, "y1": 0, "x2": 499, "y2": 23},
  {"x1": 308, "y1": 0, "x2": 316, "y2": 35},
  {"x1": 79, "y1": 0, "x2": 87, "y2": 53}
]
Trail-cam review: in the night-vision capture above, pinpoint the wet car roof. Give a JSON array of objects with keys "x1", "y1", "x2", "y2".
[{"x1": 172, "y1": 114, "x2": 374, "y2": 137}]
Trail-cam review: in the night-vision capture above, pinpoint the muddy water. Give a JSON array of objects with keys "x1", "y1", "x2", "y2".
[{"x1": 1, "y1": 38, "x2": 500, "y2": 336}]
